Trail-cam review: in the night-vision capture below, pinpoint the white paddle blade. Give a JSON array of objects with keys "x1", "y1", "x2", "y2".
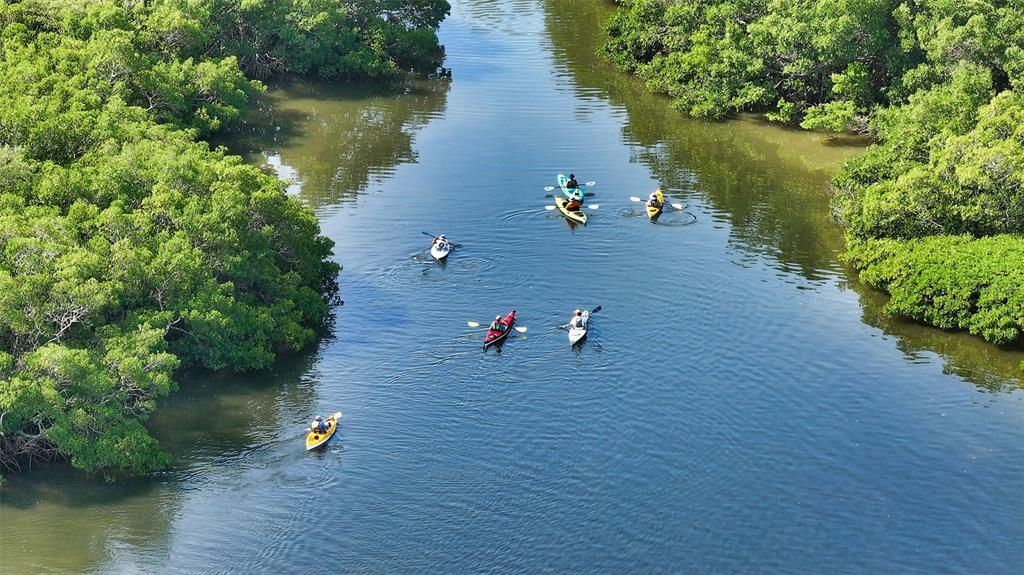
[
  {"x1": 332, "y1": 411, "x2": 342, "y2": 421},
  {"x1": 629, "y1": 196, "x2": 642, "y2": 202},
  {"x1": 670, "y1": 202, "x2": 684, "y2": 209},
  {"x1": 467, "y1": 321, "x2": 481, "y2": 328},
  {"x1": 585, "y1": 181, "x2": 596, "y2": 186},
  {"x1": 514, "y1": 326, "x2": 528, "y2": 333},
  {"x1": 544, "y1": 205, "x2": 557, "y2": 210},
  {"x1": 586, "y1": 204, "x2": 599, "y2": 209},
  {"x1": 543, "y1": 186, "x2": 555, "y2": 191}
]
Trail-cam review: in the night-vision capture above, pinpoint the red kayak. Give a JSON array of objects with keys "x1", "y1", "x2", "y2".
[{"x1": 483, "y1": 310, "x2": 516, "y2": 350}]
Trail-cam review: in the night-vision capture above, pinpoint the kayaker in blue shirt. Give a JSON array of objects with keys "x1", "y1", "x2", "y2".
[
  {"x1": 489, "y1": 315, "x2": 507, "y2": 333},
  {"x1": 310, "y1": 416, "x2": 328, "y2": 433}
]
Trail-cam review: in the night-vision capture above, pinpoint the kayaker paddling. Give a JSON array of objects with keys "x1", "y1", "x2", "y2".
[
  {"x1": 567, "y1": 308, "x2": 591, "y2": 346},
  {"x1": 489, "y1": 315, "x2": 507, "y2": 333},
  {"x1": 306, "y1": 411, "x2": 342, "y2": 450},
  {"x1": 483, "y1": 310, "x2": 518, "y2": 350},
  {"x1": 646, "y1": 191, "x2": 662, "y2": 211},
  {"x1": 645, "y1": 189, "x2": 665, "y2": 219},
  {"x1": 570, "y1": 309, "x2": 585, "y2": 329},
  {"x1": 553, "y1": 174, "x2": 588, "y2": 223},
  {"x1": 310, "y1": 415, "x2": 328, "y2": 434},
  {"x1": 557, "y1": 173, "x2": 585, "y2": 203},
  {"x1": 430, "y1": 234, "x2": 451, "y2": 261}
]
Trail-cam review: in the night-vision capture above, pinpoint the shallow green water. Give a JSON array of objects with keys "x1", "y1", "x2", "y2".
[{"x1": 2, "y1": 1, "x2": 1021, "y2": 573}]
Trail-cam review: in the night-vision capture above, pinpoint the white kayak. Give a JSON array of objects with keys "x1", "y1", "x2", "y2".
[
  {"x1": 430, "y1": 240, "x2": 451, "y2": 261},
  {"x1": 568, "y1": 310, "x2": 589, "y2": 346}
]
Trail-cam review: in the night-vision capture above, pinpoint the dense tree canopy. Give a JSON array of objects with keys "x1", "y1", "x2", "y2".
[
  {"x1": 603, "y1": 1, "x2": 1024, "y2": 362},
  {"x1": 0, "y1": 0, "x2": 454, "y2": 478},
  {"x1": 602, "y1": 0, "x2": 1022, "y2": 127},
  {"x1": 173, "y1": 0, "x2": 451, "y2": 79}
]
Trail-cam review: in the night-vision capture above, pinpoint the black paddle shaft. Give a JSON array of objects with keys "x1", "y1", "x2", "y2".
[{"x1": 422, "y1": 231, "x2": 461, "y2": 247}]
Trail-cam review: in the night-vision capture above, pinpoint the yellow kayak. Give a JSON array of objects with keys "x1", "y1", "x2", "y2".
[
  {"x1": 305, "y1": 411, "x2": 342, "y2": 451},
  {"x1": 646, "y1": 189, "x2": 664, "y2": 219},
  {"x1": 555, "y1": 195, "x2": 588, "y2": 224}
]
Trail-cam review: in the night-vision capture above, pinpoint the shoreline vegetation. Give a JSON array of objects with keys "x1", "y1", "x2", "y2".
[
  {"x1": 602, "y1": 0, "x2": 1024, "y2": 368},
  {"x1": 0, "y1": 0, "x2": 450, "y2": 479}
]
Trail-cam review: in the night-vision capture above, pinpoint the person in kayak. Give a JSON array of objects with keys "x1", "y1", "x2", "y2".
[
  {"x1": 433, "y1": 234, "x2": 448, "y2": 248},
  {"x1": 570, "y1": 309, "x2": 585, "y2": 329},
  {"x1": 646, "y1": 191, "x2": 663, "y2": 210},
  {"x1": 564, "y1": 174, "x2": 584, "y2": 206},
  {"x1": 489, "y1": 315, "x2": 508, "y2": 333},
  {"x1": 310, "y1": 416, "x2": 328, "y2": 434}
]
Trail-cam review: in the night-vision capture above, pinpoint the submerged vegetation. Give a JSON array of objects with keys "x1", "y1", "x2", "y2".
[
  {"x1": 603, "y1": 0, "x2": 1024, "y2": 364},
  {"x1": 0, "y1": 0, "x2": 449, "y2": 477}
]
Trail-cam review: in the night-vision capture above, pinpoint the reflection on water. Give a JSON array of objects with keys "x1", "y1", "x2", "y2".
[
  {"x1": 854, "y1": 281, "x2": 1024, "y2": 393},
  {"x1": 0, "y1": 471, "x2": 173, "y2": 574},
  {"x1": 222, "y1": 77, "x2": 450, "y2": 209}
]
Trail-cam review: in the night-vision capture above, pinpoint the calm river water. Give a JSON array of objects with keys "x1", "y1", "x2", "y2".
[{"x1": 2, "y1": 1, "x2": 1022, "y2": 573}]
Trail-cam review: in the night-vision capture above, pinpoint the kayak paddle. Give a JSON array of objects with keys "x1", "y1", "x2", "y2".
[
  {"x1": 468, "y1": 321, "x2": 527, "y2": 333},
  {"x1": 545, "y1": 181, "x2": 596, "y2": 192},
  {"x1": 421, "y1": 228, "x2": 462, "y2": 246},
  {"x1": 558, "y1": 305, "x2": 602, "y2": 329},
  {"x1": 629, "y1": 196, "x2": 684, "y2": 210},
  {"x1": 545, "y1": 191, "x2": 597, "y2": 198}
]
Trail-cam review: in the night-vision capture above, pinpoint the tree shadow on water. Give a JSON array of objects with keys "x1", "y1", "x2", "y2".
[{"x1": 215, "y1": 75, "x2": 452, "y2": 209}]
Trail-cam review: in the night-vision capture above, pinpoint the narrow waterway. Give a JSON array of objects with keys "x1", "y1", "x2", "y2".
[{"x1": 2, "y1": 1, "x2": 1022, "y2": 573}]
